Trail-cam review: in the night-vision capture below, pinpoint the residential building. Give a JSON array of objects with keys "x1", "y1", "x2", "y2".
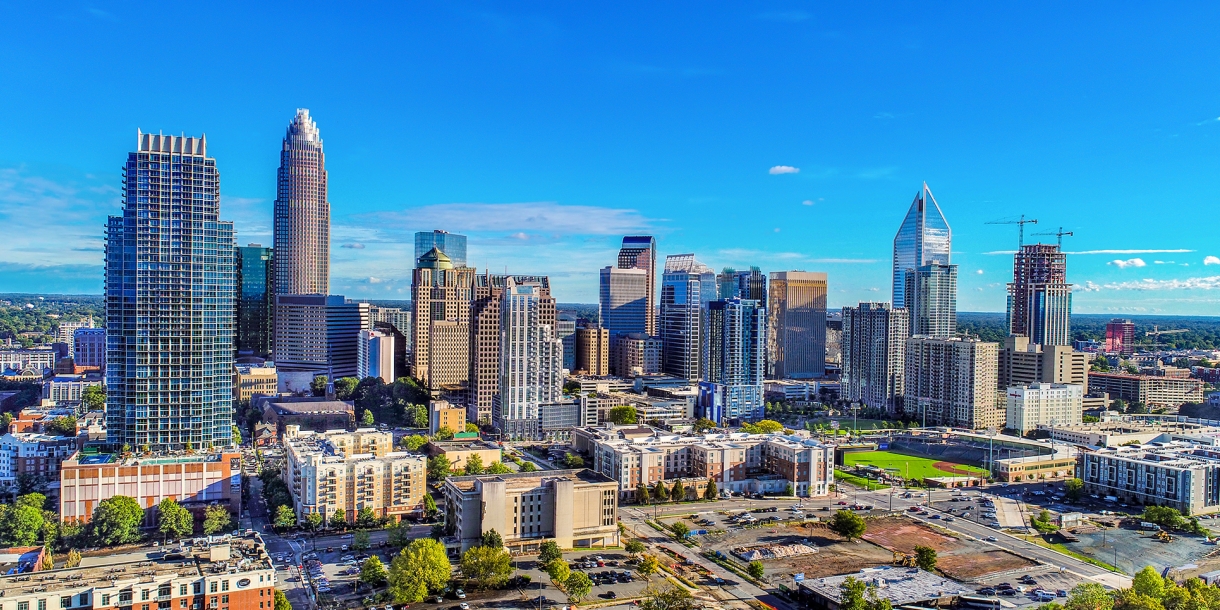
[
  {"x1": 904, "y1": 336, "x2": 1002, "y2": 430},
  {"x1": 369, "y1": 305, "x2": 412, "y2": 349},
  {"x1": 259, "y1": 396, "x2": 355, "y2": 436},
  {"x1": 842, "y1": 302, "x2": 909, "y2": 414},
  {"x1": 0, "y1": 432, "x2": 80, "y2": 490},
  {"x1": 1005, "y1": 382, "x2": 1084, "y2": 433},
  {"x1": 41, "y1": 374, "x2": 102, "y2": 409},
  {"x1": 441, "y1": 469, "x2": 620, "y2": 553},
  {"x1": 9, "y1": 406, "x2": 78, "y2": 434},
  {"x1": 904, "y1": 263, "x2": 957, "y2": 337},
  {"x1": 892, "y1": 183, "x2": 951, "y2": 308},
  {"x1": 283, "y1": 427, "x2": 426, "y2": 522},
  {"x1": 494, "y1": 279, "x2": 564, "y2": 440},
  {"x1": 1007, "y1": 244, "x2": 1072, "y2": 346},
  {"x1": 717, "y1": 267, "x2": 767, "y2": 301},
  {"x1": 825, "y1": 310, "x2": 843, "y2": 365},
  {"x1": 699, "y1": 298, "x2": 767, "y2": 424},
  {"x1": 613, "y1": 332, "x2": 662, "y2": 377},
  {"x1": 55, "y1": 318, "x2": 93, "y2": 351},
  {"x1": 1088, "y1": 372, "x2": 1204, "y2": 408},
  {"x1": 273, "y1": 109, "x2": 329, "y2": 296},
  {"x1": 236, "y1": 243, "x2": 274, "y2": 357},
  {"x1": 273, "y1": 295, "x2": 369, "y2": 390},
  {"x1": 358, "y1": 329, "x2": 395, "y2": 383},
  {"x1": 660, "y1": 254, "x2": 716, "y2": 381},
  {"x1": 424, "y1": 439, "x2": 503, "y2": 472},
  {"x1": 0, "y1": 347, "x2": 57, "y2": 374},
  {"x1": 768, "y1": 271, "x2": 828, "y2": 379},
  {"x1": 72, "y1": 328, "x2": 105, "y2": 373},
  {"x1": 233, "y1": 364, "x2": 278, "y2": 403},
  {"x1": 60, "y1": 450, "x2": 241, "y2": 524},
  {"x1": 1080, "y1": 441, "x2": 1220, "y2": 515},
  {"x1": 430, "y1": 400, "x2": 467, "y2": 435},
  {"x1": 599, "y1": 266, "x2": 649, "y2": 338},
  {"x1": 468, "y1": 274, "x2": 555, "y2": 425},
  {"x1": 616, "y1": 236, "x2": 657, "y2": 335},
  {"x1": 105, "y1": 131, "x2": 235, "y2": 451},
  {"x1": 1105, "y1": 319, "x2": 1136, "y2": 356},
  {"x1": 557, "y1": 313, "x2": 577, "y2": 371},
  {"x1": 411, "y1": 248, "x2": 475, "y2": 392},
  {"x1": 578, "y1": 392, "x2": 631, "y2": 426},
  {"x1": 574, "y1": 326, "x2": 610, "y2": 376},
  {"x1": 415, "y1": 229, "x2": 468, "y2": 268},
  {"x1": 998, "y1": 336, "x2": 1088, "y2": 390}
]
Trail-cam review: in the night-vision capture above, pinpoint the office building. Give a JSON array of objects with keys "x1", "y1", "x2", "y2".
[
  {"x1": 660, "y1": 254, "x2": 716, "y2": 381},
  {"x1": 1005, "y1": 382, "x2": 1084, "y2": 433},
  {"x1": 1105, "y1": 319, "x2": 1136, "y2": 356},
  {"x1": 768, "y1": 271, "x2": 828, "y2": 379},
  {"x1": 1007, "y1": 244, "x2": 1072, "y2": 346},
  {"x1": 415, "y1": 230, "x2": 468, "y2": 268},
  {"x1": 283, "y1": 427, "x2": 426, "y2": 522},
  {"x1": 259, "y1": 396, "x2": 355, "y2": 436},
  {"x1": 717, "y1": 267, "x2": 766, "y2": 301},
  {"x1": 430, "y1": 400, "x2": 467, "y2": 435},
  {"x1": 893, "y1": 183, "x2": 951, "y2": 310},
  {"x1": 357, "y1": 329, "x2": 395, "y2": 383},
  {"x1": 1080, "y1": 441, "x2": 1220, "y2": 515},
  {"x1": 273, "y1": 295, "x2": 369, "y2": 389},
  {"x1": 613, "y1": 332, "x2": 662, "y2": 377},
  {"x1": 617, "y1": 236, "x2": 657, "y2": 335},
  {"x1": 441, "y1": 469, "x2": 620, "y2": 553},
  {"x1": 369, "y1": 305, "x2": 413, "y2": 360},
  {"x1": 699, "y1": 299, "x2": 767, "y2": 424},
  {"x1": 904, "y1": 263, "x2": 957, "y2": 337},
  {"x1": 494, "y1": 279, "x2": 564, "y2": 440},
  {"x1": 842, "y1": 303, "x2": 909, "y2": 414},
  {"x1": 60, "y1": 450, "x2": 241, "y2": 523},
  {"x1": 469, "y1": 274, "x2": 555, "y2": 425},
  {"x1": 42, "y1": 374, "x2": 101, "y2": 409},
  {"x1": 0, "y1": 347, "x2": 57, "y2": 375},
  {"x1": 557, "y1": 313, "x2": 577, "y2": 371},
  {"x1": 0, "y1": 432, "x2": 80, "y2": 489},
  {"x1": 72, "y1": 328, "x2": 105, "y2": 373},
  {"x1": 411, "y1": 248, "x2": 475, "y2": 392},
  {"x1": 574, "y1": 326, "x2": 610, "y2": 376},
  {"x1": 998, "y1": 336, "x2": 1088, "y2": 390},
  {"x1": 424, "y1": 439, "x2": 503, "y2": 472},
  {"x1": 105, "y1": 132, "x2": 235, "y2": 451},
  {"x1": 273, "y1": 109, "x2": 329, "y2": 296},
  {"x1": 233, "y1": 364, "x2": 278, "y2": 403},
  {"x1": 904, "y1": 336, "x2": 1001, "y2": 430},
  {"x1": 599, "y1": 265, "x2": 649, "y2": 338},
  {"x1": 1087, "y1": 372, "x2": 1204, "y2": 408},
  {"x1": 236, "y1": 244, "x2": 274, "y2": 357}
]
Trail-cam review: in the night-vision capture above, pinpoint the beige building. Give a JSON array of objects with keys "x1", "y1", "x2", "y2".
[
  {"x1": 612, "y1": 332, "x2": 662, "y2": 376},
  {"x1": 283, "y1": 427, "x2": 425, "y2": 522},
  {"x1": 999, "y1": 336, "x2": 1088, "y2": 390},
  {"x1": 904, "y1": 336, "x2": 1002, "y2": 430},
  {"x1": 430, "y1": 400, "x2": 467, "y2": 434},
  {"x1": 441, "y1": 469, "x2": 619, "y2": 553},
  {"x1": 768, "y1": 271, "x2": 828, "y2": 379},
  {"x1": 1005, "y1": 382, "x2": 1084, "y2": 433},
  {"x1": 1088, "y1": 372, "x2": 1205, "y2": 408},
  {"x1": 60, "y1": 450, "x2": 241, "y2": 524},
  {"x1": 574, "y1": 326, "x2": 610, "y2": 376},
  {"x1": 411, "y1": 248, "x2": 475, "y2": 393},
  {"x1": 424, "y1": 439, "x2": 503, "y2": 472},
  {"x1": 234, "y1": 364, "x2": 278, "y2": 403},
  {"x1": 468, "y1": 274, "x2": 556, "y2": 425}
]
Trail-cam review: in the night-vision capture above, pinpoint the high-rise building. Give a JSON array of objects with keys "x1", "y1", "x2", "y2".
[
  {"x1": 369, "y1": 305, "x2": 412, "y2": 375},
  {"x1": 358, "y1": 329, "x2": 395, "y2": 383},
  {"x1": 599, "y1": 266, "x2": 649, "y2": 337},
  {"x1": 617, "y1": 236, "x2": 657, "y2": 335},
  {"x1": 904, "y1": 263, "x2": 957, "y2": 338},
  {"x1": 768, "y1": 271, "x2": 828, "y2": 379},
  {"x1": 1105, "y1": 319, "x2": 1135, "y2": 356},
  {"x1": 717, "y1": 267, "x2": 767, "y2": 302},
  {"x1": 415, "y1": 230, "x2": 468, "y2": 268},
  {"x1": 613, "y1": 332, "x2": 663, "y2": 377},
  {"x1": 1007, "y1": 244, "x2": 1071, "y2": 345},
  {"x1": 842, "y1": 303, "x2": 909, "y2": 414},
  {"x1": 273, "y1": 109, "x2": 329, "y2": 296},
  {"x1": 494, "y1": 279, "x2": 564, "y2": 440},
  {"x1": 893, "y1": 183, "x2": 951, "y2": 310},
  {"x1": 574, "y1": 326, "x2": 610, "y2": 376},
  {"x1": 557, "y1": 313, "x2": 577, "y2": 371},
  {"x1": 55, "y1": 317, "x2": 93, "y2": 350},
  {"x1": 660, "y1": 254, "x2": 716, "y2": 381},
  {"x1": 1005, "y1": 382, "x2": 1084, "y2": 433},
  {"x1": 410, "y1": 248, "x2": 475, "y2": 392},
  {"x1": 904, "y1": 336, "x2": 1002, "y2": 430},
  {"x1": 73, "y1": 328, "x2": 105, "y2": 373},
  {"x1": 273, "y1": 295, "x2": 369, "y2": 388},
  {"x1": 468, "y1": 273, "x2": 555, "y2": 425},
  {"x1": 237, "y1": 244, "x2": 274, "y2": 357},
  {"x1": 699, "y1": 298, "x2": 767, "y2": 424},
  {"x1": 998, "y1": 336, "x2": 1088, "y2": 391},
  {"x1": 105, "y1": 132, "x2": 235, "y2": 451}
]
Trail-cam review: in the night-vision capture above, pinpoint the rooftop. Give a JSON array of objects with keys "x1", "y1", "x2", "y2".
[
  {"x1": 799, "y1": 566, "x2": 967, "y2": 605},
  {"x1": 445, "y1": 468, "x2": 616, "y2": 493},
  {"x1": 65, "y1": 450, "x2": 234, "y2": 468},
  {"x1": 264, "y1": 398, "x2": 354, "y2": 414}
]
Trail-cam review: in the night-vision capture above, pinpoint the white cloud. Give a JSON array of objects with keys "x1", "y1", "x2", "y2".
[
  {"x1": 1204, "y1": 256, "x2": 1220, "y2": 265},
  {"x1": 802, "y1": 200, "x2": 814, "y2": 206},
  {"x1": 1108, "y1": 258, "x2": 1146, "y2": 269},
  {"x1": 984, "y1": 250, "x2": 1017, "y2": 255},
  {"x1": 1079, "y1": 276, "x2": 1220, "y2": 291},
  {"x1": 773, "y1": 228, "x2": 781, "y2": 233},
  {"x1": 365, "y1": 277, "x2": 384, "y2": 284},
  {"x1": 769, "y1": 166, "x2": 800, "y2": 175},
  {"x1": 340, "y1": 243, "x2": 365, "y2": 249},
  {"x1": 976, "y1": 269, "x2": 984, "y2": 275},
  {"x1": 510, "y1": 232, "x2": 530, "y2": 240}
]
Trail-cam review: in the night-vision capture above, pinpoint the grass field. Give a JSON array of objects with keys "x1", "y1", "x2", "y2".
[{"x1": 842, "y1": 450, "x2": 988, "y2": 480}]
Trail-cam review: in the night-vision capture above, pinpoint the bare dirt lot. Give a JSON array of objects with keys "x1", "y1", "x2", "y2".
[{"x1": 861, "y1": 516, "x2": 1036, "y2": 580}]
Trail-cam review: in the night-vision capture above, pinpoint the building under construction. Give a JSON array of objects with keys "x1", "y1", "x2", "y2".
[{"x1": 1007, "y1": 244, "x2": 1071, "y2": 346}]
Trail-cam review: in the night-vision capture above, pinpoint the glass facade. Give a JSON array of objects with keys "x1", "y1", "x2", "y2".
[
  {"x1": 105, "y1": 132, "x2": 235, "y2": 451},
  {"x1": 659, "y1": 254, "x2": 716, "y2": 381},
  {"x1": 616, "y1": 236, "x2": 656, "y2": 335},
  {"x1": 236, "y1": 245, "x2": 273, "y2": 356},
  {"x1": 892, "y1": 183, "x2": 951, "y2": 309},
  {"x1": 699, "y1": 298, "x2": 767, "y2": 424},
  {"x1": 414, "y1": 230, "x2": 468, "y2": 268},
  {"x1": 273, "y1": 109, "x2": 329, "y2": 296}
]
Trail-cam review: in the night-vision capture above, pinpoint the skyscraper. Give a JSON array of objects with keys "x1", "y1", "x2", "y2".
[
  {"x1": 494, "y1": 278, "x2": 563, "y2": 440},
  {"x1": 237, "y1": 244, "x2": 274, "y2": 357},
  {"x1": 468, "y1": 273, "x2": 555, "y2": 425},
  {"x1": 273, "y1": 109, "x2": 329, "y2": 296},
  {"x1": 1007, "y1": 244, "x2": 1071, "y2": 346},
  {"x1": 717, "y1": 267, "x2": 767, "y2": 302},
  {"x1": 659, "y1": 254, "x2": 716, "y2": 381},
  {"x1": 842, "y1": 303, "x2": 909, "y2": 414},
  {"x1": 904, "y1": 263, "x2": 957, "y2": 338},
  {"x1": 599, "y1": 266, "x2": 649, "y2": 336},
  {"x1": 574, "y1": 325, "x2": 610, "y2": 376},
  {"x1": 105, "y1": 132, "x2": 235, "y2": 451},
  {"x1": 358, "y1": 329, "x2": 395, "y2": 383},
  {"x1": 1105, "y1": 319, "x2": 1135, "y2": 356},
  {"x1": 617, "y1": 236, "x2": 657, "y2": 335},
  {"x1": 904, "y1": 336, "x2": 1002, "y2": 430},
  {"x1": 767, "y1": 271, "x2": 828, "y2": 379},
  {"x1": 410, "y1": 248, "x2": 475, "y2": 392},
  {"x1": 273, "y1": 295, "x2": 369, "y2": 388},
  {"x1": 699, "y1": 298, "x2": 767, "y2": 424},
  {"x1": 415, "y1": 230, "x2": 468, "y2": 268},
  {"x1": 893, "y1": 183, "x2": 951, "y2": 310}
]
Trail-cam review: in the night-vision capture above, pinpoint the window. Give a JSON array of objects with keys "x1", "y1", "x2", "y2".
[
  {"x1": 143, "y1": 589, "x2": 151, "y2": 601},
  {"x1": 210, "y1": 582, "x2": 218, "y2": 593},
  {"x1": 180, "y1": 585, "x2": 188, "y2": 596},
  {"x1": 61, "y1": 598, "x2": 72, "y2": 609},
  {"x1": 221, "y1": 581, "x2": 229, "y2": 592},
  {"x1": 39, "y1": 601, "x2": 47, "y2": 610},
  {"x1": 102, "y1": 596, "x2": 111, "y2": 607},
  {"x1": 19, "y1": 603, "x2": 29, "y2": 610}
]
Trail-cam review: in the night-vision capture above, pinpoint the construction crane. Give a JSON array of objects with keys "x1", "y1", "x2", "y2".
[
  {"x1": 986, "y1": 214, "x2": 1039, "y2": 248},
  {"x1": 1143, "y1": 325, "x2": 1188, "y2": 352},
  {"x1": 1032, "y1": 226, "x2": 1074, "y2": 248}
]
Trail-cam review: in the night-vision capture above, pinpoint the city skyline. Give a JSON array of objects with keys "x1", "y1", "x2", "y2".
[{"x1": 3, "y1": 4, "x2": 1220, "y2": 314}]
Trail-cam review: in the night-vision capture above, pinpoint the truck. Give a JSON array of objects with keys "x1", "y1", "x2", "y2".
[
  {"x1": 1104, "y1": 496, "x2": 1119, "y2": 503},
  {"x1": 1140, "y1": 522, "x2": 1160, "y2": 531}
]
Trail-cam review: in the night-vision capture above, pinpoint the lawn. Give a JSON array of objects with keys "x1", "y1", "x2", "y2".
[{"x1": 842, "y1": 450, "x2": 988, "y2": 480}]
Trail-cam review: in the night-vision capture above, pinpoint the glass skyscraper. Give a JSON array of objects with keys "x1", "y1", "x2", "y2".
[
  {"x1": 892, "y1": 183, "x2": 951, "y2": 310},
  {"x1": 617, "y1": 236, "x2": 657, "y2": 335},
  {"x1": 659, "y1": 254, "x2": 716, "y2": 381},
  {"x1": 699, "y1": 298, "x2": 767, "y2": 424},
  {"x1": 414, "y1": 230, "x2": 468, "y2": 268},
  {"x1": 105, "y1": 132, "x2": 235, "y2": 451},
  {"x1": 273, "y1": 109, "x2": 329, "y2": 296},
  {"x1": 237, "y1": 244, "x2": 273, "y2": 357},
  {"x1": 904, "y1": 263, "x2": 958, "y2": 338}
]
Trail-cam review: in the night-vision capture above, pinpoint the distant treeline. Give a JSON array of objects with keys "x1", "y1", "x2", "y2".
[
  {"x1": 957, "y1": 311, "x2": 1220, "y2": 350},
  {"x1": 0, "y1": 294, "x2": 104, "y2": 347}
]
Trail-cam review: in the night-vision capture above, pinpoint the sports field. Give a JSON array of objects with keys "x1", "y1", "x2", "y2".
[{"x1": 842, "y1": 450, "x2": 988, "y2": 480}]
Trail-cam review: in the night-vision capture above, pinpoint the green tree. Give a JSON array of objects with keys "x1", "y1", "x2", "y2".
[
  {"x1": 1144, "y1": 506, "x2": 1185, "y2": 529},
  {"x1": 304, "y1": 511, "x2": 324, "y2": 535},
  {"x1": 741, "y1": 419, "x2": 783, "y2": 434},
  {"x1": 273, "y1": 590, "x2": 291, "y2": 610},
  {"x1": 334, "y1": 377, "x2": 360, "y2": 401},
  {"x1": 914, "y1": 545, "x2": 937, "y2": 572},
  {"x1": 423, "y1": 494, "x2": 438, "y2": 517},
  {"x1": 231, "y1": 424, "x2": 243, "y2": 446},
  {"x1": 274, "y1": 505, "x2": 297, "y2": 529},
  {"x1": 360, "y1": 409, "x2": 375, "y2": 427},
  {"x1": 638, "y1": 554, "x2": 660, "y2": 578},
  {"x1": 544, "y1": 559, "x2": 570, "y2": 587},
  {"x1": 538, "y1": 540, "x2": 563, "y2": 564},
  {"x1": 671, "y1": 480, "x2": 686, "y2": 502},
  {"x1": 329, "y1": 509, "x2": 347, "y2": 530},
  {"x1": 436, "y1": 425, "x2": 456, "y2": 440},
  {"x1": 428, "y1": 455, "x2": 452, "y2": 482},
  {"x1": 486, "y1": 461, "x2": 511, "y2": 474},
  {"x1": 636, "y1": 483, "x2": 651, "y2": 505},
  {"x1": 387, "y1": 521, "x2": 411, "y2": 547},
  {"x1": 671, "y1": 521, "x2": 690, "y2": 540},
  {"x1": 310, "y1": 375, "x2": 329, "y2": 397},
  {"x1": 519, "y1": 461, "x2": 538, "y2": 473},
  {"x1": 625, "y1": 540, "x2": 645, "y2": 557},
  {"x1": 481, "y1": 528, "x2": 503, "y2": 548},
  {"x1": 607, "y1": 405, "x2": 638, "y2": 425},
  {"x1": 360, "y1": 555, "x2": 388, "y2": 587},
  {"x1": 15, "y1": 492, "x2": 46, "y2": 511},
  {"x1": 0, "y1": 503, "x2": 44, "y2": 546},
  {"x1": 704, "y1": 479, "x2": 719, "y2": 501},
  {"x1": 0, "y1": 412, "x2": 12, "y2": 433},
  {"x1": 693, "y1": 418, "x2": 717, "y2": 433},
  {"x1": 1063, "y1": 583, "x2": 1113, "y2": 610},
  {"x1": 652, "y1": 480, "x2": 669, "y2": 503},
  {"x1": 45, "y1": 416, "x2": 77, "y2": 437},
  {"x1": 65, "y1": 549, "x2": 82, "y2": 568},
  {"x1": 748, "y1": 560, "x2": 765, "y2": 579},
  {"x1": 829, "y1": 509, "x2": 867, "y2": 541},
  {"x1": 356, "y1": 507, "x2": 377, "y2": 529},
  {"x1": 353, "y1": 530, "x2": 371, "y2": 551},
  {"x1": 839, "y1": 576, "x2": 869, "y2": 610},
  {"x1": 402, "y1": 434, "x2": 429, "y2": 451},
  {"x1": 81, "y1": 384, "x2": 105, "y2": 411},
  {"x1": 1064, "y1": 478, "x2": 1084, "y2": 501},
  {"x1": 1132, "y1": 565, "x2": 1165, "y2": 599},
  {"x1": 92, "y1": 495, "x2": 144, "y2": 546},
  {"x1": 465, "y1": 423, "x2": 480, "y2": 433},
  {"x1": 565, "y1": 571, "x2": 593, "y2": 601},
  {"x1": 460, "y1": 544, "x2": 513, "y2": 589},
  {"x1": 464, "y1": 453, "x2": 486, "y2": 475},
  {"x1": 157, "y1": 498, "x2": 193, "y2": 541},
  {"x1": 784, "y1": 483, "x2": 794, "y2": 497},
  {"x1": 638, "y1": 582, "x2": 695, "y2": 610},
  {"x1": 388, "y1": 539, "x2": 452, "y2": 603},
  {"x1": 562, "y1": 453, "x2": 584, "y2": 468}
]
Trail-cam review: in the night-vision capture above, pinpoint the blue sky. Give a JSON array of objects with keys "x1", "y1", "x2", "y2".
[{"x1": 2, "y1": 2, "x2": 1219, "y2": 313}]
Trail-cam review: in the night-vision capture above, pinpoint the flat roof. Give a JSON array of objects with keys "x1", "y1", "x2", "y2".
[
  {"x1": 445, "y1": 468, "x2": 616, "y2": 492},
  {"x1": 799, "y1": 566, "x2": 967, "y2": 605}
]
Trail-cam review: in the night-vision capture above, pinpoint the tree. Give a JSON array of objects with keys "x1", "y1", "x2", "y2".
[
  {"x1": 360, "y1": 409, "x2": 375, "y2": 427},
  {"x1": 486, "y1": 461, "x2": 511, "y2": 474},
  {"x1": 65, "y1": 549, "x2": 82, "y2": 568},
  {"x1": 356, "y1": 507, "x2": 378, "y2": 529},
  {"x1": 519, "y1": 461, "x2": 538, "y2": 473},
  {"x1": 45, "y1": 416, "x2": 77, "y2": 437},
  {"x1": 0, "y1": 503, "x2": 43, "y2": 546},
  {"x1": 544, "y1": 559, "x2": 570, "y2": 587},
  {"x1": 1144, "y1": 506, "x2": 1185, "y2": 529},
  {"x1": 460, "y1": 544, "x2": 513, "y2": 589},
  {"x1": 304, "y1": 511, "x2": 324, "y2": 534},
  {"x1": 273, "y1": 590, "x2": 291, "y2": 610},
  {"x1": 565, "y1": 571, "x2": 593, "y2": 601},
  {"x1": 387, "y1": 521, "x2": 412, "y2": 547},
  {"x1": 310, "y1": 375, "x2": 329, "y2": 397},
  {"x1": 1132, "y1": 565, "x2": 1165, "y2": 599},
  {"x1": 652, "y1": 480, "x2": 669, "y2": 503},
  {"x1": 608, "y1": 405, "x2": 638, "y2": 425},
  {"x1": 741, "y1": 419, "x2": 783, "y2": 434},
  {"x1": 1127, "y1": 401, "x2": 1148, "y2": 415},
  {"x1": 157, "y1": 498, "x2": 193, "y2": 541},
  {"x1": 671, "y1": 480, "x2": 686, "y2": 502},
  {"x1": 423, "y1": 494, "x2": 438, "y2": 517},
  {"x1": 636, "y1": 483, "x2": 651, "y2": 505},
  {"x1": 840, "y1": 576, "x2": 869, "y2": 610},
  {"x1": 562, "y1": 453, "x2": 584, "y2": 468},
  {"x1": 402, "y1": 434, "x2": 429, "y2": 451},
  {"x1": 625, "y1": 540, "x2": 646, "y2": 557},
  {"x1": 436, "y1": 426, "x2": 456, "y2": 441},
  {"x1": 914, "y1": 545, "x2": 937, "y2": 572},
  {"x1": 231, "y1": 424, "x2": 242, "y2": 446},
  {"x1": 481, "y1": 528, "x2": 503, "y2": 548},
  {"x1": 693, "y1": 418, "x2": 717, "y2": 433},
  {"x1": 539, "y1": 540, "x2": 563, "y2": 564},
  {"x1": 81, "y1": 384, "x2": 105, "y2": 411},
  {"x1": 329, "y1": 508, "x2": 347, "y2": 530},
  {"x1": 748, "y1": 560, "x2": 765, "y2": 579},
  {"x1": 353, "y1": 530, "x2": 371, "y2": 551},
  {"x1": 335, "y1": 377, "x2": 360, "y2": 401},
  {"x1": 829, "y1": 509, "x2": 867, "y2": 541},
  {"x1": 360, "y1": 555, "x2": 388, "y2": 588},
  {"x1": 637, "y1": 554, "x2": 660, "y2": 578},
  {"x1": 1064, "y1": 478, "x2": 1084, "y2": 501},
  {"x1": 92, "y1": 495, "x2": 144, "y2": 546},
  {"x1": 704, "y1": 479, "x2": 718, "y2": 501},
  {"x1": 638, "y1": 582, "x2": 695, "y2": 610},
  {"x1": 1063, "y1": 583, "x2": 1113, "y2": 610},
  {"x1": 784, "y1": 483, "x2": 794, "y2": 497},
  {"x1": 428, "y1": 455, "x2": 452, "y2": 482},
  {"x1": 671, "y1": 522, "x2": 689, "y2": 540},
  {"x1": 388, "y1": 539, "x2": 452, "y2": 603},
  {"x1": 274, "y1": 505, "x2": 297, "y2": 529},
  {"x1": 464, "y1": 453, "x2": 486, "y2": 475},
  {"x1": 0, "y1": 412, "x2": 12, "y2": 433},
  {"x1": 465, "y1": 423, "x2": 480, "y2": 433}
]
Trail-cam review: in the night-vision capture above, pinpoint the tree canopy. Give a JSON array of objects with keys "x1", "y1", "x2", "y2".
[
  {"x1": 460, "y1": 544, "x2": 513, "y2": 589},
  {"x1": 360, "y1": 555, "x2": 389, "y2": 588},
  {"x1": 607, "y1": 405, "x2": 638, "y2": 425},
  {"x1": 157, "y1": 498, "x2": 194, "y2": 541},
  {"x1": 829, "y1": 509, "x2": 867, "y2": 541},
  {"x1": 389, "y1": 539, "x2": 451, "y2": 603},
  {"x1": 93, "y1": 495, "x2": 144, "y2": 546}
]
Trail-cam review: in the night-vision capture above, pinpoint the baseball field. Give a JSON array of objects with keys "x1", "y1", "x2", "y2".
[{"x1": 842, "y1": 449, "x2": 989, "y2": 480}]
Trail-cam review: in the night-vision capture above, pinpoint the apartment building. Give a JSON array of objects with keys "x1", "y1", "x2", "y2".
[
  {"x1": 0, "y1": 432, "x2": 80, "y2": 489},
  {"x1": 41, "y1": 374, "x2": 102, "y2": 409},
  {"x1": 1079, "y1": 441, "x2": 1220, "y2": 515},
  {"x1": 904, "y1": 336, "x2": 1002, "y2": 430},
  {"x1": 1005, "y1": 383, "x2": 1084, "y2": 433},
  {"x1": 60, "y1": 451, "x2": 241, "y2": 524},
  {"x1": 441, "y1": 469, "x2": 619, "y2": 554},
  {"x1": 423, "y1": 439, "x2": 503, "y2": 472},
  {"x1": 430, "y1": 400, "x2": 467, "y2": 435},
  {"x1": 998, "y1": 336, "x2": 1088, "y2": 389},
  {"x1": 1088, "y1": 372, "x2": 1205, "y2": 408},
  {"x1": 283, "y1": 427, "x2": 425, "y2": 523}
]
